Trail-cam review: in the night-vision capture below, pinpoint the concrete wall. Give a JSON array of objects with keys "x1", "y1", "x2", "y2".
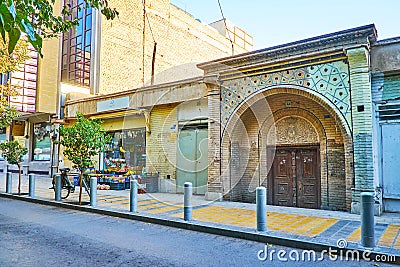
[
  {"x1": 36, "y1": 0, "x2": 61, "y2": 115},
  {"x1": 371, "y1": 39, "x2": 400, "y2": 73}
]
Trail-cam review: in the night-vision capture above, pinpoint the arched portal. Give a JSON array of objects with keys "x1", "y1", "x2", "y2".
[{"x1": 222, "y1": 86, "x2": 353, "y2": 211}]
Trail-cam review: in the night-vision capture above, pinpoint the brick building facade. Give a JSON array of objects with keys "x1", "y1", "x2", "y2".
[
  {"x1": 65, "y1": 24, "x2": 400, "y2": 213},
  {"x1": 3, "y1": 0, "x2": 250, "y2": 176},
  {"x1": 4, "y1": 1, "x2": 397, "y2": 213}
]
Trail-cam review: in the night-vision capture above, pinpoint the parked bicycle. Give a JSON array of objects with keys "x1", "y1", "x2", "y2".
[
  {"x1": 50, "y1": 167, "x2": 75, "y2": 199},
  {"x1": 50, "y1": 167, "x2": 93, "y2": 200}
]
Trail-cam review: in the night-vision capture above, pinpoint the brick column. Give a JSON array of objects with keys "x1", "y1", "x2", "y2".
[
  {"x1": 205, "y1": 81, "x2": 223, "y2": 200},
  {"x1": 347, "y1": 47, "x2": 375, "y2": 213}
]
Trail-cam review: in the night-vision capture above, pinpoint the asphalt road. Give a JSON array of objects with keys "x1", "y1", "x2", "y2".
[{"x1": 0, "y1": 198, "x2": 396, "y2": 267}]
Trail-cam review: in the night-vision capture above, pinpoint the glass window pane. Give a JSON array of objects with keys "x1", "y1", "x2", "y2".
[{"x1": 60, "y1": 2, "x2": 93, "y2": 87}]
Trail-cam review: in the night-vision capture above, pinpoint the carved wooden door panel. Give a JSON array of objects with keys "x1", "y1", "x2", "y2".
[
  {"x1": 270, "y1": 149, "x2": 293, "y2": 207},
  {"x1": 268, "y1": 146, "x2": 320, "y2": 209},
  {"x1": 296, "y1": 148, "x2": 320, "y2": 209}
]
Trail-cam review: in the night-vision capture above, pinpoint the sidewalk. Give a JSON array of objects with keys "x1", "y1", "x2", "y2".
[{"x1": 1, "y1": 174, "x2": 399, "y2": 262}]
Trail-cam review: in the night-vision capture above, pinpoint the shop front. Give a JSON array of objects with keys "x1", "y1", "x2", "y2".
[
  {"x1": 102, "y1": 128, "x2": 146, "y2": 174},
  {"x1": 82, "y1": 113, "x2": 154, "y2": 192}
]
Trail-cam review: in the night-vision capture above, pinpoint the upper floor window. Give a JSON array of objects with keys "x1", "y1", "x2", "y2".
[
  {"x1": 1, "y1": 47, "x2": 38, "y2": 113},
  {"x1": 61, "y1": 0, "x2": 93, "y2": 87}
]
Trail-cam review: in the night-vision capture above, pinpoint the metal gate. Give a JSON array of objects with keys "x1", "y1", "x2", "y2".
[
  {"x1": 267, "y1": 146, "x2": 320, "y2": 209},
  {"x1": 176, "y1": 127, "x2": 208, "y2": 194}
]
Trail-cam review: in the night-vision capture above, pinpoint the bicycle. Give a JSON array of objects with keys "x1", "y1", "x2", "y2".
[{"x1": 50, "y1": 167, "x2": 76, "y2": 199}]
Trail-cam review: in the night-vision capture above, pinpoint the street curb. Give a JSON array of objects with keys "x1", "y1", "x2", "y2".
[{"x1": 1, "y1": 192, "x2": 399, "y2": 264}]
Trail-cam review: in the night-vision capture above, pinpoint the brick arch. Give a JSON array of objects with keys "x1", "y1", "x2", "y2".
[
  {"x1": 260, "y1": 108, "x2": 327, "y2": 145},
  {"x1": 223, "y1": 84, "x2": 351, "y2": 142},
  {"x1": 221, "y1": 86, "x2": 353, "y2": 210}
]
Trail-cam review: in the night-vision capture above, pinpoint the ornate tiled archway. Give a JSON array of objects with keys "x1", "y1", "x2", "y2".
[
  {"x1": 220, "y1": 85, "x2": 352, "y2": 210},
  {"x1": 202, "y1": 26, "x2": 377, "y2": 212},
  {"x1": 220, "y1": 60, "x2": 352, "y2": 135}
]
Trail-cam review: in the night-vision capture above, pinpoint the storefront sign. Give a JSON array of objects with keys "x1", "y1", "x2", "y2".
[{"x1": 97, "y1": 96, "x2": 130, "y2": 112}]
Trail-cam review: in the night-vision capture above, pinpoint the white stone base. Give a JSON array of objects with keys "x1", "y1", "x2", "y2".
[
  {"x1": 158, "y1": 178, "x2": 176, "y2": 194},
  {"x1": 205, "y1": 191, "x2": 223, "y2": 202},
  {"x1": 351, "y1": 202, "x2": 382, "y2": 216}
]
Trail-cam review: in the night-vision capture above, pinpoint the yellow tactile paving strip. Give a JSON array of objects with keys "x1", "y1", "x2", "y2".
[
  {"x1": 146, "y1": 205, "x2": 181, "y2": 214},
  {"x1": 346, "y1": 227, "x2": 360, "y2": 242},
  {"x1": 171, "y1": 206, "x2": 338, "y2": 237},
  {"x1": 378, "y1": 224, "x2": 400, "y2": 248}
]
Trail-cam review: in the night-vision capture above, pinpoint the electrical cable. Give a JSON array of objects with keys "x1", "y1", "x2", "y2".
[{"x1": 217, "y1": 0, "x2": 234, "y2": 55}]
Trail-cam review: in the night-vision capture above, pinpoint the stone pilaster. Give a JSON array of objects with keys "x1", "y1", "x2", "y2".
[
  {"x1": 347, "y1": 47, "x2": 375, "y2": 213},
  {"x1": 205, "y1": 82, "x2": 223, "y2": 200}
]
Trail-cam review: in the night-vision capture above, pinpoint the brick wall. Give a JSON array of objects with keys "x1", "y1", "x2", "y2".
[
  {"x1": 146, "y1": 103, "x2": 178, "y2": 179},
  {"x1": 99, "y1": 0, "x2": 247, "y2": 94}
]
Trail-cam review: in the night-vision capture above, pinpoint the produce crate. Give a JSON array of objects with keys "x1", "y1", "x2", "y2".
[
  {"x1": 110, "y1": 182, "x2": 125, "y2": 190},
  {"x1": 125, "y1": 177, "x2": 131, "y2": 189}
]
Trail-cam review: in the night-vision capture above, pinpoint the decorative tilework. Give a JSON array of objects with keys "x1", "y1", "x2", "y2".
[{"x1": 221, "y1": 60, "x2": 351, "y2": 127}]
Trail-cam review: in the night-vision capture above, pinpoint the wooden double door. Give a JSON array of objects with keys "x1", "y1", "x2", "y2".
[{"x1": 267, "y1": 146, "x2": 320, "y2": 209}]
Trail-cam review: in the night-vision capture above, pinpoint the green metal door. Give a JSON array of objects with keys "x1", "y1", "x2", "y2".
[{"x1": 176, "y1": 127, "x2": 208, "y2": 194}]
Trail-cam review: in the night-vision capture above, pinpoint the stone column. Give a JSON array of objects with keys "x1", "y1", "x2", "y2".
[{"x1": 347, "y1": 46, "x2": 375, "y2": 214}]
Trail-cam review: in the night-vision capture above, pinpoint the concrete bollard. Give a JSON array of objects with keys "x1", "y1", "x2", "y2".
[
  {"x1": 184, "y1": 182, "x2": 192, "y2": 221},
  {"x1": 256, "y1": 186, "x2": 267, "y2": 231},
  {"x1": 55, "y1": 174, "x2": 61, "y2": 201},
  {"x1": 6, "y1": 172, "x2": 12, "y2": 193},
  {"x1": 90, "y1": 177, "x2": 97, "y2": 207},
  {"x1": 130, "y1": 180, "x2": 138, "y2": 212},
  {"x1": 28, "y1": 174, "x2": 35, "y2": 197},
  {"x1": 361, "y1": 192, "x2": 375, "y2": 247}
]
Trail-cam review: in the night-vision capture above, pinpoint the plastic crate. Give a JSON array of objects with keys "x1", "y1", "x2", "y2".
[{"x1": 110, "y1": 182, "x2": 125, "y2": 190}]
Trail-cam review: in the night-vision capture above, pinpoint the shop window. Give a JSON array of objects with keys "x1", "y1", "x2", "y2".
[
  {"x1": 33, "y1": 123, "x2": 51, "y2": 161},
  {"x1": 103, "y1": 129, "x2": 146, "y2": 174}
]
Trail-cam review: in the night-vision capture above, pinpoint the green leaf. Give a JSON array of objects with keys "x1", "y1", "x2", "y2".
[
  {"x1": 0, "y1": 3, "x2": 14, "y2": 32},
  {"x1": 7, "y1": 27, "x2": 20, "y2": 54},
  {"x1": 0, "y1": 18, "x2": 5, "y2": 43}
]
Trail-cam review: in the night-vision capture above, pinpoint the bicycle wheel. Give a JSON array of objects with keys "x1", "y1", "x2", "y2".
[
  {"x1": 52, "y1": 187, "x2": 70, "y2": 199},
  {"x1": 60, "y1": 187, "x2": 71, "y2": 199}
]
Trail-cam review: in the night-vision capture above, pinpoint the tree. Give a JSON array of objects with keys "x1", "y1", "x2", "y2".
[
  {"x1": 0, "y1": 140, "x2": 28, "y2": 195},
  {"x1": 58, "y1": 112, "x2": 111, "y2": 204},
  {"x1": 0, "y1": 0, "x2": 118, "y2": 55}
]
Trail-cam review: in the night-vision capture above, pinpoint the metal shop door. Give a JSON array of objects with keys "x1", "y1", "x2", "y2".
[
  {"x1": 176, "y1": 127, "x2": 208, "y2": 194},
  {"x1": 381, "y1": 123, "x2": 400, "y2": 212},
  {"x1": 267, "y1": 146, "x2": 320, "y2": 209}
]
